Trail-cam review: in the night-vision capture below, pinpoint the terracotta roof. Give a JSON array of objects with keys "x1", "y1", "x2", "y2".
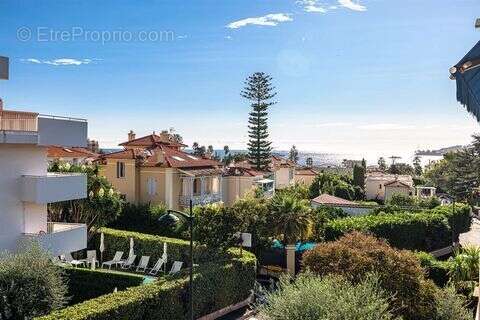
[
  {"x1": 47, "y1": 146, "x2": 98, "y2": 159},
  {"x1": 312, "y1": 194, "x2": 356, "y2": 206},
  {"x1": 99, "y1": 145, "x2": 221, "y2": 169},
  {"x1": 384, "y1": 180, "x2": 413, "y2": 188},
  {"x1": 119, "y1": 133, "x2": 187, "y2": 148},
  {"x1": 178, "y1": 168, "x2": 223, "y2": 177},
  {"x1": 223, "y1": 166, "x2": 265, "y2": 177},
  {"x1": 271, "y1": 155, "x2": 295, "y2": 168},
  {"x1": 295, "y1": 167, "x2": 318, "y2": 176}
]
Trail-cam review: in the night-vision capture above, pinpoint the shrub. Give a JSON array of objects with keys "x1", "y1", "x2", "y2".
[
  {"x1": 415, "y1": 251, "x2": 451, "y2": 287},
  {"x1": 0, "y1": 242, "x2": 68, "y2": 319},
  {"x1": 36, "y1": 250, "x2": 256, "y2": 320},
  {"x1": 434, "y1": 285, "x2": 473, "y2": 320},
  {"x1": 302, "y1": 232, "x2": 438, "y2": 320},
  {"x1": 388, "y1": 193, "x2": 417, "y2": 206},
  {"x1": 258, "y1": 273, "x2": 398, "y2": 320},
  {"x1": 324, "y1": 204, "x2": 471, "y2": 251},
  {"x1": 447, "y1": 245, "x2": 480, "y2": 296},
  {"x1": 64, "y1": 267, "x2": 145, "y2": 305}
]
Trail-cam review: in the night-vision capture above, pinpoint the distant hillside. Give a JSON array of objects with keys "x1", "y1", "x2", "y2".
[{"x1": 415, "y1": 145, "x2": 464, "y2": 156}]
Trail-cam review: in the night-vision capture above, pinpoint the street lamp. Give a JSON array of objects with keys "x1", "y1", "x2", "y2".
[{"x1": 158, "y1": 200, "x2": 194, "y2": 320}]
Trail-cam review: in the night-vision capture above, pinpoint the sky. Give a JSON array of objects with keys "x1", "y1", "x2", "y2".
[{"x1": 1, "y1": 0, "x2": 479, "y2": 162}]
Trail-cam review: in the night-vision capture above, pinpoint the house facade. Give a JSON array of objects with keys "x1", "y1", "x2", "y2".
[
  {"x1": 0, "y1": 100, "x2": 88, "y2": 256},
  {"x1": 97, "y1": 131, "x2": 223, "y2": 210},
  {"x1": 365, "y1": 173, "x2": 414, "y2": 202},
  {"x1": 294, "y1": 167, "x2": 318, "y2": 186},
  {"x1": 222, "y1": 166, "x2": 274, "y2": 206},
  {"x1": 271, "y1": 155, "x2": 296, "y2": 189}
]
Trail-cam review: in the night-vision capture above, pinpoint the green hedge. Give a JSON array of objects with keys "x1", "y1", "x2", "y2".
[
  {"x1": 324, "y1": 204, "x2": 471, "y2": 252},
  {"x1": 37, "y1": 249, "x2": 256, "y2": 320},
  {"x1": 91, "y1": 228, "x2": 208, "y2": 267},
  {"x1": 64, "y1": 267, "x2": 145, "y2": 305},
  {"x1": 415, "y1": 252, "x2": 451, "y2": 287}
]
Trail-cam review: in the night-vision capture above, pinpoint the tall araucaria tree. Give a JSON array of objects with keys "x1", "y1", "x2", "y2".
[{"x1": 241, "y1": 72, "x2": 277, "y2": 171}]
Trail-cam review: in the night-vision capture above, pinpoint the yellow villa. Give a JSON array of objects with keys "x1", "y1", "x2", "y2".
[{"x1": 97, "y1": 131, "x2": 223, "y2": 210}]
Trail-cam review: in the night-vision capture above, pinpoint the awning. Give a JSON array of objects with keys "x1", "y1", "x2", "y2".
[
  {"x1": 178, "y1": 168, "x2": 222, "y2": 177},
  {"x1": 450, "y1": 41, "x2": 480, "y2": 121}
]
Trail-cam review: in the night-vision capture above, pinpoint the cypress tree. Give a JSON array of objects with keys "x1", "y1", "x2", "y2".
[{"x1": 241, "y1": 72, "x2": 277, "y2": 171}]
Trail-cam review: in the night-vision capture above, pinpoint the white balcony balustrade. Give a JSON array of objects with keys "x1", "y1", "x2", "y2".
[
  {"x1": 23, "y1": 222, "x2": 87, "y2": 256},
  {"x1": 20, "y1": 173, "x2": 87, "y2": 204},
  {"x1": 180, "y1": 175, "x2": 223, "y2": 206}
]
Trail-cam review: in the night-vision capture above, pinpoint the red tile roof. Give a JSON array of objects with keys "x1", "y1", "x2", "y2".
[
  {"x1": 47, "y1": 146, "x2": 98, "y2": 159},
  {"x1": 295, "y1": 167, "x2": 318, "y2": 176},
  {"x1": 384, "y1": 180, "x2": 412, "y2": 188},
  {"x1": 119, "y1": 133, "x2": 187, "y2": 148},
  {"x1": 224, "y1": 166, "x2": 266, "y2": 177},
  {"x1": 312, "y1": 194, "x2": 356, "y2": 206}
]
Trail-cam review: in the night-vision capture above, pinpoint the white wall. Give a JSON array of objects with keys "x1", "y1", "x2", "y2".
[
  {"x1": 0, "y1": 144, "x2": 47, "y2": 252},
  {"x1": 275, "y1": 167, "x2": 293, "y2": 189}
]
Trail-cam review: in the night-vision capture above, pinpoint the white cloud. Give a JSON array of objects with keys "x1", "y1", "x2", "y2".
[
  {"x1": 305, "y1": 5, "x2": 327, "y2": 13},
  {"x1": 358, "y1": 123, "x2": 414, "y2": 130},
  {"x1": 225, "y1": 35, "x2": 233, "y2": 40},
  {"x1": 22, "y1": 58, "x2": 94, "y2": 66},
  {"x1": 297, "y1": 0, "x2": 327, "y2": 13},
  {"x1": 227, "y1": 13, "x2": 292, "y2": 29},
  {"x1": 338, "y1": 0, "x2": 367, "y2": 11}
]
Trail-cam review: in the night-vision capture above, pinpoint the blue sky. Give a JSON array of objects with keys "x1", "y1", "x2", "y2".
[{"x1": 1, "y1": 0, "x2": 479, "y2": 161}]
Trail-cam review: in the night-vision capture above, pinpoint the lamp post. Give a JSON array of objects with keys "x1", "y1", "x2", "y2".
[{"x1": 159, "y1": 200, "x2": 194, "y2": 320}]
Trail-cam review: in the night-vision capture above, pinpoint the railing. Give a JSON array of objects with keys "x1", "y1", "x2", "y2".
[
  {"x1": 24, "y1": 222, "x2": 86, "y2": 236},
  {"x1": 39, "y1": 114, "x2": 87, "y2": 122},
  {"x1": 0, "y1": 110, "x2": 38, "y2": 132},
  {"x1": 179, "y1": 193, "x2": 222, "y2": 206}
]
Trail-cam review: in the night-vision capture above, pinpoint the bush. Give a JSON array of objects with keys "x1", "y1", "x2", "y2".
[
  {"x1": 64, "y1": 267, "x2": 145, "y2": 305},
  {"x1": 258, "y1": 273, "x2": 398, "y2": 320},
  {"x1": 388, "y1": 193, "x2": 417, "y2": 206},
  {"x1": 415, "y1": 251, "x2": 451, "y2": 287},
  {"x1": 0, "y1": 242, "x2": 68, "y2": 319},
  {"x1": 302, "y1": 232, "x2": 438, "y2": 320},
  {"x1": 36, "y1": 250, "x2": 256, "y2": 320},
  {"x1": 324, "y1": 204, "x2": 471, "y2": 251},
  {"x1": 434, "y1": 285, "x2": 473, "y2": 320}
]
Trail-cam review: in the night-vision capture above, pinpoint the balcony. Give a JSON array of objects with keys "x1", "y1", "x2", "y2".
[
  {"x1": 23, "y1": 222, "x2": 87, "y2": 256},
  {"x1": 20, "y1": 173, "x2": 87, "y2": 204},
  {"x1": 179, "y1": 193, "x2": 222, "y2": 206},
  {"x1": 0, "y1": 110, "x2": 87, "y2": 147}
]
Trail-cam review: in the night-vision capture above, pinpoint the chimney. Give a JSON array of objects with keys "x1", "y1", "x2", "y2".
[
  {"x1": 128, "y1": 130, "x2": 136, "y2": 141},
  {"x1": 156, "y1": 150, "x2": 165, "y2": 164}
]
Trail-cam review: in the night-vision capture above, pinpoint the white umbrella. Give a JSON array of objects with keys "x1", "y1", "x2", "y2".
[
  {"x1": 162, "y1": 242, "x2": 168, "y2": 264},
  {"x1": 99, "y1": 232, "x2": 105, "y2": 262},
  {"x1": 129, "y1": 237, "x2": 134, "y2": 259}
]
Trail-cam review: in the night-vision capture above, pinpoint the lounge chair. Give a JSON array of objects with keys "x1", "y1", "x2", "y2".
[
  {"x1": 148, "y1": 257, "x2": 166, "y2": 276},
  {"x1": 136, "y1": 256, "x2": 150, "y2": 273},
  {"x1": 101, "y1": 251, "x2": 124, "y2": 269},
  {"x1": 119, "y1": 254, "x2": 137, "y2": 269},
  {"x1": 64, "y1": 253, "x2": 85, "y2": 267},
  {"x1": 79, "y1": 250, "x2": 99, "y2": 267},
  {"x1": 168, "y1": 261, "x2": 183, "y2": 275}
]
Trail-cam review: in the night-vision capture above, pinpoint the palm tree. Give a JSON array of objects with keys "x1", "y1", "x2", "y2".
[{"x1": 270, "y1": 194, "x2": 311, "y2": 245}]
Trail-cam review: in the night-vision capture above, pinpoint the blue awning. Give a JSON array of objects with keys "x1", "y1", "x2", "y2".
[{"x1": 451, "y1": 41, "x2": 480, "y2": 121}]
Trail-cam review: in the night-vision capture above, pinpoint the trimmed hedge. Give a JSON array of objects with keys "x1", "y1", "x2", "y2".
[
  {"x1": 64, "y1": 267, "x2": 145, "y2": 305},
  {"x1": 415, "y1": 252, "x2": 451, "y2": 287},
  {"x1": 91, "y1": 228, "x2": 208, "y2": 267},
  {"x1": 37, "y1": 249, "x2": 256, "y2": 320},
  {"x1": 324, "y1": 204, "x2": 471, "y2": 252}
]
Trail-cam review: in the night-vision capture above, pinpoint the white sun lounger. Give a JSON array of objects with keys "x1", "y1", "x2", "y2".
[
  {"x1": 168, "y1": 261, "x2": 183, "y2": 275},
  {"x1": 79, "y1": 250, "x2": 99, "y2": 267},
  {"x1": 64, "y1": 253, "x2": 85, "y2": 267},
  {"x1": 101, "y1": 251, "x2": 124, "y2": 269},
  {"x1": 148, "y1": 257, "x2": 166, "y2": 276},
  {"x1": 136, "y1": 256, "x2": 150, "y2": 273},
  {"x1": 119, "y1": 254, "x2": 137, "y2": 269}
]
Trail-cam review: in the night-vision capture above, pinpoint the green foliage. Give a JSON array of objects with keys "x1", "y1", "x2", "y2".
[
  {"x1": 308, "y1": 172, "x2": 358, "y2": 200},
  {"x1": 389, "y1": 163, "x2": 415, "y2": 175},
  {"x1": 413, "y1": 155, "x2": 423, "y2": 176},
  {"x1": 324, "y1": 204, "x2": 471, "y2": 251},
  {"x1": 0, "y1": 242, "x2": 68, "y2": 319},
  {"x1": 302, "y1": 232, "x2": 438, "y2": 320},
  {"x1": 64, "y1": 267, "x2": 144, "y2": 305},
  {"x1": 269, "y1": 194, "x2": 312, "y2": 244},
  {"x1": 309, "y1": 206, "x2": 348, "y2": 242},
  {"x1": 48, "y1": 162, "x2": 123, "y2": 238},
  {"x1": 288, "y1": 145, "x2": 299, "y2": 164},
  {"x1": 108, "y1": 203, "x2": 173, "y2": 236},
  {"x1": 258, "y1": 273, "x2": 399, "y2": 320},
  {"x1": 36, "y1": 250, "x2": 256, "y2": 320},
  {"x1": 275, "y1": 182, "x2": 309, "y2": 200},
  {"x1": 352, "y1": 164, "x2": 365, "y2": 190},
  {"x1": 378, "y1": 157, "x2": 387, "y2": 171},
  {"x1": 434, "y1": 286, "x2": 473, "y2": 320},
  {"x1": 193, "y1": 203, "x2": 243, "y2": 253},
  {"x1": 415, "y1": 251, "x2": 451, "y2": 287},
  {"x1": 447, "y1": 246, "x2": 480, "y2": 296},
  {"x1": 242, "y1": 72, "x2": 276, "y2": 171},
  {"x1": 388, "y1": 193, "x2": 417, "y2": 206}
]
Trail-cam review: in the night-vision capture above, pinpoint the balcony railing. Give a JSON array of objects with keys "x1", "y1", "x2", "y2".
[
  {"x1": 179, "y1": 192, "x2": 222, "y2": 206},
  {"x1": 0, "y1": 110, "x2": 38, "y2": 132},
  {"x1": 23, "y1": 222, "x2": 87, "y2": 256},
  {"x1": 20, "y1": 173, "x2": 87, "y2": 204}
]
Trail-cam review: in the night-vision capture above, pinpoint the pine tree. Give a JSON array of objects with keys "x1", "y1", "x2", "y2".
[
  {"x1": 241, "y1": 72, "x2": 277, "y2": 171},
  {"x1": 289, "y1": 145, "x2": 299, "y2": 164}
]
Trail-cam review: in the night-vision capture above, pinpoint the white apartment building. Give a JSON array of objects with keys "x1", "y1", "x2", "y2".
[
  {"x1": 365, "y1": 173, "x2": 414, "y2": 202},
  {"x1": 0, "y1": 100, "x2": 88, "y2": 256}
]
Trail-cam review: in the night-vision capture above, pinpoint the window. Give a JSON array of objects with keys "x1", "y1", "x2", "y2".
[
  {"x1": 147, "y1": 177, "x2": 156, "y2": 196},
  {"x1": 379, "y1": 184, "x2": 382, "y2": 189},
  {"x1": 116, "y1": 162, "x2": 125, "y2": 178},
  {"x1": 193, "y1": 178, "x2": 201, "y2": 195}
]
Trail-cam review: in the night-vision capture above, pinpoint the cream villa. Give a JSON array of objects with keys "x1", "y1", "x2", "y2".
[
  {"x1": 365, "y1": 172, "x2": 414, "y2": 202},
  {"x1": 0, "y1": 99, "x2": 88, "y2": 255},
  {"x1": 97, "y1": 131, "x2": 223, "y2": 210},
  {"x1": 222, "y1": 166, "x2": 274, "y2": 206}
]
